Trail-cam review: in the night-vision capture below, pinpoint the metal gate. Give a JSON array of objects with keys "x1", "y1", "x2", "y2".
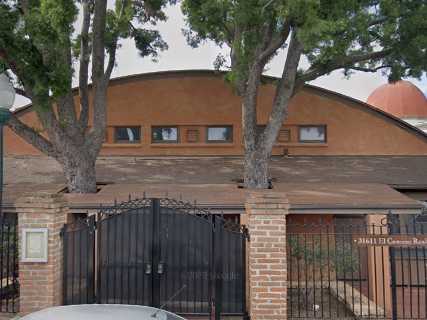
[
  {"x1": 287, "y1": 215, "x2": 427, "y2": 320},
  {"x1": 62, "y1": 197, "x2": 248, "y2": 318},
  {"x1": 389, "y1": 215, "x2": 427, "y2": 320},
  {"x1": 0, "y1": 216, "x2": 19, "y2": 313}
]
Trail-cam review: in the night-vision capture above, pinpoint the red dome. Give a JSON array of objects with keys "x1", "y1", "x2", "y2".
[{"x1": 367, "y1": 80, "x2": 427, "y2": 118}]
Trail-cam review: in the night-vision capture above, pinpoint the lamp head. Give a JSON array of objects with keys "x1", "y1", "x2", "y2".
[
  {"x1": 0, "y1": 73, "x2": 16, "y2": 125},
  {"x1": 0, "y1": 73, "x2": 16, "y2": 111}
]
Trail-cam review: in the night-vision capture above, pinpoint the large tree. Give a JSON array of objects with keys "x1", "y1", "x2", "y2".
[
  {"x1": 0, "y1": 0, "x2": 173, "y2": 193},
  {"x1": 182, "y1": 0, "x2": 427, "y2": 188}
]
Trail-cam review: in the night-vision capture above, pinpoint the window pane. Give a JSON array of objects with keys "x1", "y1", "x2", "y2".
[
  {"x1": 115, "y1": 127, "x2": 141, "y2": 143},
  {"x1": 207, "y1": 127, "x2": 232, "y2": 142},
  {"x1": 152, "y1": 127, "x2": 178, "y2": 142},
  {"x1": 299, "y1": 126, "x2": 326, "y2": 142}
]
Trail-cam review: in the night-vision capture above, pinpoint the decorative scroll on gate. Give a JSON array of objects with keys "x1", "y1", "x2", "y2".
[
  {"x1": 62, "y1": 197, "x2": 248, "y2": 319},
  {"x1": 0, "y1": 216, "x2": 19, "y2": 313}
]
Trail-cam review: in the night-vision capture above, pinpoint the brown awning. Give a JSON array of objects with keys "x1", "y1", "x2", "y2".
[
  {"x1": 4, "y1": 156, "x2": 425, "y2": 215},
  {"x1": 63, "y1": 183, "x2": 425, "y2": 215}
]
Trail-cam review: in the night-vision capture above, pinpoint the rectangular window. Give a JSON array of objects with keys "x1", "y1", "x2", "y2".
[
  {"x1": 114, "y1": 126, "x2": 141, "y2": 143},
  {"x1": 207, "y1": 126, "x2": 233, "y2": 142},
  {"x1": 152, "y1": 127, "x2": 179, "y2": 143},
  {"x1": 298, "y1": 125, "x2": 326, "y2": 143}
]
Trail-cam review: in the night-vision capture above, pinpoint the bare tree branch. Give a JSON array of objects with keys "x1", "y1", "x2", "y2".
[
  {"x1": 104, "y1": 0, "x2": 126, "y2": 82},
  {"x1": 0, "y1": 52, "x2": 62, "y2": 145},
  {"x1": 7, "y1": 115, "x2": 58, "y2": 158},
  {"x1": 56, "y1": 40, "x2": 79, "y2": 137},
  {"x1": 349, "y1": 65, "x2": 392, "y2": 73},
  {"x1": 258, "y1": 20, "x2": 291, "y2": 64},
  {"x1": 78, "y1": 0, "x2": 91, "y2": 131},
  {"x1": 6, "y1": 58, "x2": 66, "y2": 149},
  {"x1": 1, "y1": 44, "x2": 66, "y2": 146},
  {"x1": 104, "y1": 40, "x2": 117, "y2": 82},
  {"x1": 87, "y1": 0, "x2": 108, "y2": 158},
  {"x1": 241, "y1": 20, "x2": 292, "y2": 150},
  {"x1": 91, "y1": 0, "x2": 108, "y2": 88},
  {"x1": 262, "y1": 30, "x2": 303, "y2": 153},
  {"x1": 258, "y1": 21, "x2": 275, "y2": 55},
  {"x1": 242, "y1": 62, "x2": 264, "y2": 150},
  {"x1": 296, "y1": 49, "x2": 393, "y2": 86},
  {"x1": 368, "y1": 16, "x2": 388, "y2": 27}
]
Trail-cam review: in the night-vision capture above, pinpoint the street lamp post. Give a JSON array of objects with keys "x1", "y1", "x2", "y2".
[{"x1": 0, "y1": 73, "x2": 16, "y2": 218}]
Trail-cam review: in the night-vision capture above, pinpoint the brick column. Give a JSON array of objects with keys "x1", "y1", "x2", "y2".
[
  {"x1": 366, "y1": 214, "x2": 392, "y2": 317},
  {"x1": 245, "y1": 191, "x2": 289, "y2": 320},
  {"x1": 15, "y1": 192, "x2": 68, "y2": 315}
]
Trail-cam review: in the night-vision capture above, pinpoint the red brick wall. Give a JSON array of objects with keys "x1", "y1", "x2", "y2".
[
  {"x1": 16, "y1": 193, "x2": 68, "y2": 315},
  {"x1": 246, "y1": 191, "x2": 289, "y2": 320}
]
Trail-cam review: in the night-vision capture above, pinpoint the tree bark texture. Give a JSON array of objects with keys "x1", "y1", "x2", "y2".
[
  {"x1": 243, "y1": 31, "x2": 303, "y2": 189},
  {"x1": 60, "y1": 152, "x2": 97, "y2": 194},
  {"x1": 244, "y1": 150, "x2": 270, "y2": 189},
  {"x1": 5, "y1": 0, "x2": 111, "y2": 193}
]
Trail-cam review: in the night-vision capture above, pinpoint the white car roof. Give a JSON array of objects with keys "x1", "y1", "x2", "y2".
[{"x1": 20, "y1": 304, "x2": 186, "y2": 320}]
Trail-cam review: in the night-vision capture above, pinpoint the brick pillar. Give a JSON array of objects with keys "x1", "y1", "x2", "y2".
[
  {"x1": 15, "y1": 192, "x2": 68, "y2": 315},
  {"x1": 245, "y1": 191, "x2": 289, "y2": 320},
  {"x1": 366, "y1": 214, "x2": 392, "y2": 317}
]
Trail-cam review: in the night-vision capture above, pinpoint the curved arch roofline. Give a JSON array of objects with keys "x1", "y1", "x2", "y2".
[{"x1": 12, "y1": 69, "x2": 427, "y2": 142}]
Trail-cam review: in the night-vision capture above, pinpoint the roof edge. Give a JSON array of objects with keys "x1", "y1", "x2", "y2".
[
  {"x1": 302, "y1": 83, "x2": 427, "y2": 142},
  {"x1": 12, "y1": 69, "x2": 427, "y2": 142}
]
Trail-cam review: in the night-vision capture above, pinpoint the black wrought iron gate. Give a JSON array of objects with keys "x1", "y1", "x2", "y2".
[
  {"x1": 388, "y1": 216, "x2": 427, "y2": 320},
  {"x1": 0, "y1": 216, "x2": 19, "y2": 313},
  {"x1": 62, "y1": 198, "x2": 248, "y2": 318}
]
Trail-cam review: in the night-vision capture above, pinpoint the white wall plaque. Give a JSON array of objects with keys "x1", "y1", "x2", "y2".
[{"x1": 21, "y1": 228, "x2": 48, "y2": 263}]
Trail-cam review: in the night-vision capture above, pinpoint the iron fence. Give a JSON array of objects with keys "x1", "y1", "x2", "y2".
[
  {"x1": 388, "y1": 218, "x2": 427, "y2": 320},
  {"x1": 287, "y1": 218, "x2": 427, "y2": 320},
  {"x1": 0, "y1": 216, "x2": 18, "y2": 313}
]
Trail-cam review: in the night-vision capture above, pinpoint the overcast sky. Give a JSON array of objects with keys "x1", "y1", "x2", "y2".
[{"x1": 14, "y1": 4, "x2": 427, "y2": 108}]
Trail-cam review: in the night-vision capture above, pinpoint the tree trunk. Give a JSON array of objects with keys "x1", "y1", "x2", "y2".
[
  {"x1": 242, "y1": 31, "x2": 303, "y2": 189},
  {"x1": 60, "y1": 152, "x2": 97, "y2": 193},
  {"x1": 244, "y1": 149, "x2": 270, "y2": 189}
]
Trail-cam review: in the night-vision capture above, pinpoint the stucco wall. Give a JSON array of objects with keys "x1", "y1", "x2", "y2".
[{"x1": 6, "y1": 71, "x2": 427, "y2": 156}]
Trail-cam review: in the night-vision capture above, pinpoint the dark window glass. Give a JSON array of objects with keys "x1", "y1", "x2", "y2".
[
  {"x1": 114, "y1": 127, "x2": 141, "y2": 143},
  {"x1": 299, "y1": 125, "x2": 326, "y2": 142},
  {"x1": 152, "y1": 127, "x2": 178, "y2": 143},
  {"x1": 207, "y1": 126, "x2": 233, "y2": 142}
]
